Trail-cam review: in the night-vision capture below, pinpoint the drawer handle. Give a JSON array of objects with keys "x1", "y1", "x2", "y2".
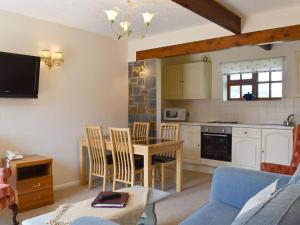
[
  {"x1": 32, "y1": 183, "x2": 41, "y2": 188},
  {"x1": 32, "y1": 195, "x2": 41, "y2": 200},
  {"x1": 244, "y1": 131, "x2": 248, "y2": 134}
]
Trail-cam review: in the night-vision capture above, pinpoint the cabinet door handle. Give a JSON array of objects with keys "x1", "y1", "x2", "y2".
[
  {"x1": 197, "y1": 144, "x2": 200, "y2": 148},
  {"x1": 32, "y1": 183, "x2": 41, "y2": 188}
]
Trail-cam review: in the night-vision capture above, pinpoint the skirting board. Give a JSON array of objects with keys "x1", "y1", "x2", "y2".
[
  {"x1": 184, "y1": 162, "x2": 216, "y2": 174},
  {"x1": 54, "y1": 180, "x2": 80, "y2": 191}
]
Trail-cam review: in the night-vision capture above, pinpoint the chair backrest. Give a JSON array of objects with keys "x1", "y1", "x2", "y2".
[
  {"x1": 291, "y1": 124, "x2": 300, "y2": 168},
  {"x1": 160, "y1": 123, "x2": 180, "y2": 141},
  {"x1": 86, "y1": 126, "x2": 107, "y2": 176},
  {"x1": 109, "y1": 128, "x2": 135, "y2": 185},
  {"x1": 132, "y1": 122, "x2": 150, "y2": 138}
]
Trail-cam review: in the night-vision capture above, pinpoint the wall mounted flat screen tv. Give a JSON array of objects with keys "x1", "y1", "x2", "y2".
[{"x1": 0, "y1": 51, "x2": 40, "y2": 98}]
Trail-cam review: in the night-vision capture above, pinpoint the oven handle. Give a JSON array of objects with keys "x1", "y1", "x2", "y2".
[{"x1": 202, "y1": 133, "x2": 229, "y2": 137}]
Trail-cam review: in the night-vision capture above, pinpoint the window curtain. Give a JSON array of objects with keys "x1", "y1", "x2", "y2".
[{"x1": 220, "y1": 57, "x2": 284, "y2": 75}]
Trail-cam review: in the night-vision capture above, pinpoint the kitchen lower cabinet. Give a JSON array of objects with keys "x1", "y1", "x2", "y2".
[
  {"x1": 232, "y1": 137, "x2": 261, "y2": 170},
  {"x1": 180, "y1": 125, "x2": 201, "y2": 164},
  {"x1": 261, "y1": 129, "x2": 293, "y2": 166},
  {"x1": 232, "y1": 128, "x2": 261, "y2": 170}
]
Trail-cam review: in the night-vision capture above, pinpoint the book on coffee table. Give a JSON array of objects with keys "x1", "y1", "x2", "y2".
[{"x1": 91, "y1": 192, "x2": 129, "y2": 208}]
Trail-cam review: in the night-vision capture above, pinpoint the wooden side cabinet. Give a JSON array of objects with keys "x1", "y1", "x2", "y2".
[{"x1": 8, "y1": 155, "x2": 54, "y2": 212}]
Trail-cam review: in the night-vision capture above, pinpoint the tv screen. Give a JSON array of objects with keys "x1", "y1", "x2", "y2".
[{"x1": 0, "y1": 51, "x2": 40, "y2": 98}]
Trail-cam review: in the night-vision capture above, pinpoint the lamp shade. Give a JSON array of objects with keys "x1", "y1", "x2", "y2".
[
  {"x1": 105, "y1": 10, "x2": 118, "y2": 22},
  {"x1": 40, "y1": 50, "x2": 51, "y2": 59},
  {"x1": 142, "y1": 13, "x2": 154, "y2": 25},
  {"x1": 120, "y1": 21, "x2": 131, "y2": 32}
]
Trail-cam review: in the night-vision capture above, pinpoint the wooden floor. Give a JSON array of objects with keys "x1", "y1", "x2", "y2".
[{"x1": 0, "y1": 170, "x2": 212, "y2": 225}]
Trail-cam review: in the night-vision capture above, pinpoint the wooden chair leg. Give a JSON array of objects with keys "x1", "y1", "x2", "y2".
[
  {"x1": 9, "y1": 203, "x2": 19, "y2": 225},
  {"x1": 160, "y1": 164, "x2": 165, "y2": 191},
  {"x1": 113, "y1": 180, "x2": 116, "y2": 191},
  {"x1": 88, "y1": 174, "x2": 93, "y2": 190},
  {"x1": 151, "y1": 168, "x2": 155, "y2": 188},
  {"x1": 103, "y1": 175, "x2": 107, "y2": 192}
]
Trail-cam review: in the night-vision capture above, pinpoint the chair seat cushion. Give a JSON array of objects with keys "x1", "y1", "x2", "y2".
[
  {"x1": 180, "y1": 201, "x2": 239, "y2": 225},
  {"x1": 0, "y1": 184, "x2": 15, "y2": 209},
  {"x1": 152, "y1": 155, "x2": 175, "y2": 163},
  {"x1": 0, "y1": 183, "x2": 13, "y2": 198}
]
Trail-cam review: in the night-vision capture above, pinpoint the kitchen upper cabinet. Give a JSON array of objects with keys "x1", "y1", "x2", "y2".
[
  {"x1": 232, "y1": 128, "x2": 261, "y2": 170},
  {"x1": 163, "y1": 62, "x2": 211, "y2": 100},
  {"x1": 180, "y1": 125, "x2": 201, "y2": 164},
  {"x1": 262, "y1": 129, "x2": 293, "y2": 166},
  {"x1": 163, "y1": 64, "x2": 182, "y2": 99}
]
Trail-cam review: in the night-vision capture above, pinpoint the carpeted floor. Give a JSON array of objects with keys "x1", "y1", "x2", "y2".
[{"x1": 0, "y1": 170, "x2": 212, "y2": 225}]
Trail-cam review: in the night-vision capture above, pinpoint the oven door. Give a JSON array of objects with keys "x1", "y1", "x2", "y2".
[{"x1": 201, "y1": 133, "x2": 232, "y2": 162}]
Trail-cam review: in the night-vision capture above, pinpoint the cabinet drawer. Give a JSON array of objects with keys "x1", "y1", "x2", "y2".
[
  {"x1": 17, "y1": 175, "x2": 53, "y2": 195},
  {"x1": 233, "y1": 128, "x2": 261, "y2": 139},
  {"x1": 18, "y1": 188, "x2": 53, "y2": 212}
]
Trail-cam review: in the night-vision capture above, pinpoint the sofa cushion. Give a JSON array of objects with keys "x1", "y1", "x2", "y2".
[
  {"x1": 180, "y1": 201, "x2": 239, "y2": 225},
  {"x1": 231, "y1": 183, "x2": 300, "y2": 225},
  {"x1": 236, "y1": 179, "x2": 278, "y2": 218},
  {"x1": 211, "y1": 167, "x2": 290, "y2": 209},
  {"x1": 289, "y1": 165, "x2": 300, "y2": 184}
]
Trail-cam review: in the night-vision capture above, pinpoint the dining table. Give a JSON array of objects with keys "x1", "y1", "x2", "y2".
[{"x1": 79, "y1": 136, "x2": 184, "y2": 192}]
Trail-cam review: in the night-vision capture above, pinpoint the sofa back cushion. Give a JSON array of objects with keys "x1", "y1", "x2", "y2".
[
  {"x1": 289, "y1": 165, "x2": 300, "y2": 184},
  {"x1": 211, "y1": 167, "x2": 290, "y2": 209},
  {"x1": 231, "y1": 183, "x2": 300, "y2": 225}
]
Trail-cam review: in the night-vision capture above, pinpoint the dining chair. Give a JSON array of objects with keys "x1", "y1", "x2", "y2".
[
  {"x1": 132, "y1": 122, "x2": 150, "y2": 138},
  {"x1": 152, "y1": 123, "x2": 180, "y2": 190},
  {"x1": 109, "y1": 128, "x2": 144, "y2": 191},
  {"x1": 86, "y1": 126, "x2": 113, "y2": 191}
]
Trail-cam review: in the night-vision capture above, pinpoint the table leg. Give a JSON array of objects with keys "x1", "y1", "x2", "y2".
[
  {"x1": 80, "y1": 139, "x2": 87, "y2": 185},
  {"x1": 143, "y1": 153, "x2": 151, "y2": 187},
  {"x1": 176, "y1": 143, "x2": 183, "y2": 192}
]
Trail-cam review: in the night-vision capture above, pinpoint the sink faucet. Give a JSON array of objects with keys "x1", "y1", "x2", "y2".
[{"x1": 284, "y1": 114, "x2": 295, "y2": 126}]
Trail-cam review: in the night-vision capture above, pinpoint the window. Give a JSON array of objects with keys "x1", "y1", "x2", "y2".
[{"x1": 227, "y1": 70, "x2": 283, "y2": 100}]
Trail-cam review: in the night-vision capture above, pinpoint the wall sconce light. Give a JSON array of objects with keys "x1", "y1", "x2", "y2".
[
  {"x1": 40, "y1": 50, "x2": 64, "y2": 69},
  {"x1": 132, "y1": 65, "x2": 145, "y2": 74}
]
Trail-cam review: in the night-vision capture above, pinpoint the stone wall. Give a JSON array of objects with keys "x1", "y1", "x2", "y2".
[{"x1": 128, "y1": 59, "x2": 157, "y2": 136}]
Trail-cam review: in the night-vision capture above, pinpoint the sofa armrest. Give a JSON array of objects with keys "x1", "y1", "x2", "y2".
[{"x1": 210, "y1": 167, "x2": 291, "y2": 209}]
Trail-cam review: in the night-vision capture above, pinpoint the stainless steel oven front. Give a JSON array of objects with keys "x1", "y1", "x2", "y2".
[{"x1": 201, "y1": 126, "x2": 232, "y2": 162}]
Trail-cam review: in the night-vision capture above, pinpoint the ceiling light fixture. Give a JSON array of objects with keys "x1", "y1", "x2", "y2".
[{"x1": 105, "y1": 0, "x2": 155, "y2": 40}]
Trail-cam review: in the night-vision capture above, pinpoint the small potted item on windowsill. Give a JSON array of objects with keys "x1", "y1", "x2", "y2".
[{"x1": 243, "y1": 92, "x2": 256, "y2": 101}]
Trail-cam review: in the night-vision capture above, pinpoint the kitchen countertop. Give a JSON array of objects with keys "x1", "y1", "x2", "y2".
[{"x1": 177, "y1": 121, "x2": 294, "y2": 130}]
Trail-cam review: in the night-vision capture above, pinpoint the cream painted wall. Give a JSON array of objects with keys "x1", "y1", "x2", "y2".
[
  {"x1": 128, "y1": 5, "x2": 300, "y2": 61},
  {"x1": 0, "y1": 10, "x2": 128, "y2": 186}
]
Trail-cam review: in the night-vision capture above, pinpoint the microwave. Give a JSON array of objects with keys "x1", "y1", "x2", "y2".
[{"x1": 163, "y1": 108, "x2": 187, "y2": 121}]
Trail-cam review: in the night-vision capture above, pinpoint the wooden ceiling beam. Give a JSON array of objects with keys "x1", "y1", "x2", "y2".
[
  {"x1": 136, "y1": 24, "x2": 300, "y2": 60},
  {"x1": 171, "y1": 0, "x2": 241, "y2": 34}
]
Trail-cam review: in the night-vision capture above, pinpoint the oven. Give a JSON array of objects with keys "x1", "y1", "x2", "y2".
[{"x1": 201, "y1": 126, "x2": 232, "y2": 162}]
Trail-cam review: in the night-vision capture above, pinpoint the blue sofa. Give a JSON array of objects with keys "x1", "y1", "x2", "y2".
[{"x1": 180, "y1": 166, "x2": 294, "y2": 225}]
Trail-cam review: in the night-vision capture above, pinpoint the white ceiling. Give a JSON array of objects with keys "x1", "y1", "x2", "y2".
[{"x1": 0, "y1": 0, "x2": 299, "y2": 37}]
